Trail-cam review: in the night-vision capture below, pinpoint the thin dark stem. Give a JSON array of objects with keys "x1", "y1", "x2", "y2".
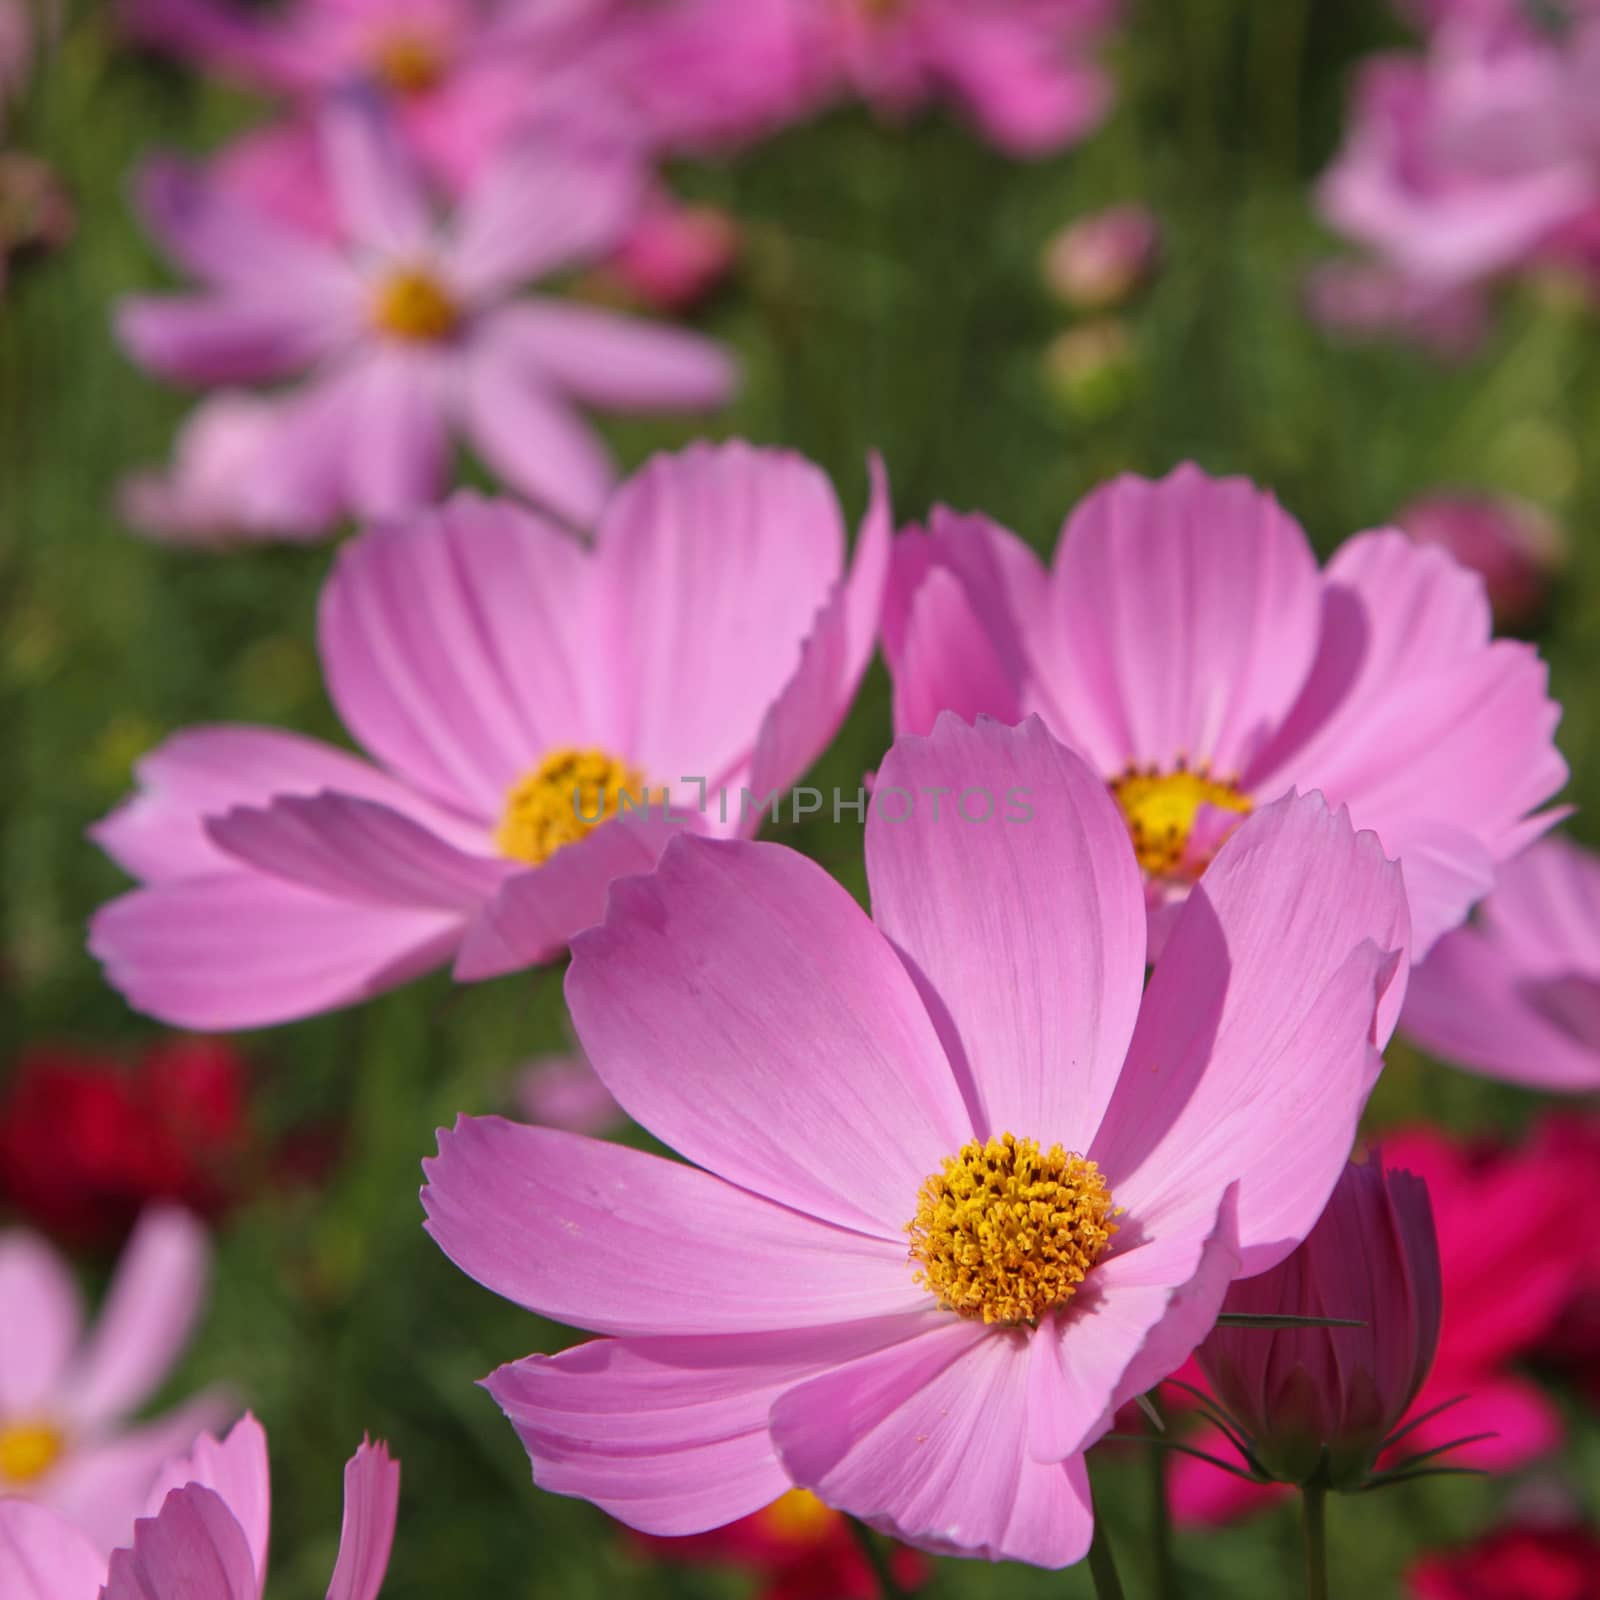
[
  {"x1": 844, "y1": 1516, "x2": 906, "y2": 1600},
  {"x1": 1148, "y1": 1436, "x2": 1178, "y2": 1600},
  {"x1": 1302, "y1": 1485, "x2": 1329, "y2": 1600},
  {"x1": 1086, "y1": 1513, "x2": 1128, "y2": 1600}
]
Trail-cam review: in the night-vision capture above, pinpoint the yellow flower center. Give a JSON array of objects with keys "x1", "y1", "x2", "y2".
[
  {"x1": 372, "y1": 269, "x2": 459, "y2": 343},
  {"x1": 907, "y1": 1133, "x2": 1119, "y2": 1326},
  {"x1": 371, "y1": 32, "x2": 443, "y2": 94},
  {"x1": 1110, "y1": 767, "x2": 1252, "y2": 878},
  {"x1": 495, "y1": 748, "x2": 652, "y2": 867},
  {"x1": 0, "y1": 1421, "x2": 64, "y2": 1485},
  {"x1": 758, "y1": 1488, "x2": 838, "y2": 1544}
]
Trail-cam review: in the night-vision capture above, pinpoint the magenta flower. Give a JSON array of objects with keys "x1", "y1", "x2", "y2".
[
  {"x1": 0, "y1": 1414, "x2": 399, "y2": 1600},
  {"x1": 90, "y1": 441, "x2": 888, "y2": 1030},
  {"x1": 422, "y1": 714, "x2": 1409, "y2": 1566},
  {"x1": 881, "y1": 464, "x2": 1565, "y2": 958},
  {"x1": 116, "y1": 96, "x2": 736, "y2": 533},
  {"x1": 1404, "y1": 834, "x2": 1600, "y2": 1091},
  {"x1": 0, "y1": 1208, "x2": 225, "y2": 1555},
  {"x1": 1397, "y1": 492, "x2": 1565, "y2": 629},
  {"x1": 1194, "y1": 1152, "x2": 1442, "y2": 1491}
]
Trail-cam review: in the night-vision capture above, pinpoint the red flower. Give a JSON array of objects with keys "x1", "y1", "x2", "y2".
[
  {"x1": 1409, "y1": 1523, "x2": 1600, "y2": 1600},
  {"x1": 0, "y1": 1036, "x2": 253, "y2": 1246}
]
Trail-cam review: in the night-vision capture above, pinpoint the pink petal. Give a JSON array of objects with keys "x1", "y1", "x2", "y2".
[
  {"x1": 0, "y1": 1501, "x2": 105, "y2": 1600},
  {"x1": 115, "y1": 296, "x2": 338, "y2": 386},
  {"x1": 61, "y1": 1207, "x2": 209, "y2": 1429},
  {"x1": 483, "y1": 1315, "x2": 940, "y2": 1535},
  {"x1": 230, "y1": 362, "x2": 364, "y2": 535},
  {"x1": 565, "y1": 835, "x2": 972, "y2": 1237},
  {"x1": 889, "y1": 568, "x2": 1021, "y2": 737},
  {"x1": 1398, "y1": 1373, "x2": 1561, "y2": 1474},
  {"x1": 318, "y1": 93, "x2": 431, "y2": 259},
  {"x1": 1478, "y1": 834, "x2": 1600, "y2": 976},
  {"x1": 118, "y1": 0, "x2": 311, "y2": 91},
  {"x1": 591, "y1": 441, "x2": 848, "y2": 789},
  {"x1": 479, "y1": 301, "x2": 736, "y2": 411},
  {"x1": 342, "y1": 350, "x2": 451, "y2": 521},
  {"x1": 421, "y1": 1116, "x2": 925, "y2": 1335},
  {"x1": 324, "y1": 1439, "x2": 399, "y2": 1600},
  {"x1": 89, "y1": 873, "x2": 465, "y2": 1030},
  {"x1": 1046, "y1": 465, "x2": 1323, "y2": 778},
  {"x1": 447, "y1": 141, "x2": 644, "y2": 301},
  {"x1": 461, "y1": 329, "x2": 616, "y2": 528},
  {"x1": 143, "y1": 1416, "x2": 271, "y2": 1590},
  {"x1": 90, "y1": 725, "x2": 484, "y2": 885},
  {"x1": 0, "y1": 1231, "x2": 82, "y2": 1416},
  {"x1": 101, "y1": 1485, "x2": 258, "y2": 1600},
  {"x1": 771, "y1": 1321, "x2": 1095, "y2": 1567},
  {"x1": 866, "y1": 715, "x2": 1146, "y2": 1152},
  {"x1": 1091, "y1": 791, "x2": 1409, "y2": 1275},
  {"x1": 744, "y1": 455, "x2": 891, "y2": 811},
  {"x1": 318, "y1": 494, "x2": 602, "y2": 820}
]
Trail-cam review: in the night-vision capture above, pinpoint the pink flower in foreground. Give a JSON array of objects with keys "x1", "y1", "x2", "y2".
[
  {"x1": 117, "y1": 96, "x2": 736, "y2": 533},
  {"x1": 90, "y1": 441, "x2": 888, "y2": 1030},
  {"x1": 1397, "y1": 492, "x2": 1565, "y2": 629},
  {"x1": 0, "y1": 1413, "x2": 399, "y2": 1600},
  {"x1": 1404, "y1": 835, "x2": 1600, "y2": 1091},
  {"x1": 1194, "y1": 1153, "x2": 1441, "y2": 1490},
  {"x1": 422, "y1": 714, "x2": 1409, "y2": 1566},
  {"x1": 882, "y1": 464, "x2": 1566, "y2": 958},
  {"x1": 0, "y1": 1208, "x2": 224, "y2": 1554}
]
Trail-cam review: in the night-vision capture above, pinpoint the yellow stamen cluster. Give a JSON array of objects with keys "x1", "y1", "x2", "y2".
[
  {"x1": 1110, "y1": 766, "x2": 1252, "y2": 877},
  {"x1": 907, "y1": 1133, "x2": 1119, "y2": 1326},
  {"x1": 372, "y1": 269, "x2": 459, "y2": 343},
  {"x1": 495, "y1": 748, "x2": 652, "y2": 866},
  {"x1": 0, "y1": 1421, "x2": 64, "y2": 1485},
  {"x1": 371, "y1": 32, "x2": 443, "y2": 94},
  {"x1": 759, "y1": 1488, "x2": 837, "y2": 1544}
]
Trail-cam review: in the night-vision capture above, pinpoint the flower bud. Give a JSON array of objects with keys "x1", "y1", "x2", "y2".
[{"x1": 1042, "y1": 204, "x2": 1160, "y2": 311}]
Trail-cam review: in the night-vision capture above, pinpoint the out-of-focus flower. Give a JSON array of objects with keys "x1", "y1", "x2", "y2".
[
  {"x1": 1042, "y1": 204, "x2": 1159, "y2": 310},
  {"x1": 1403, "y1": 834, "x2": 1600, "y2": 1091},
  {"x1": 0, "y1": 152, "x2": 74, "y2": 293},
  {"x1": 881, "y1": 463, "x2": 1565, "y2": 960},
  {"x1": 1408, "y1": 1521, "x2": 1600, "y2": 1599},
  {"x1": 594, "y1": 191, "x2": 739, "y2": 313},
  {"x1": 635, "y1": 1488, "x2": 928, "y2": 1600},
  {"x1": 0, "y1": 1413, "x2": 400, "y2": 1600},
  {"x1": 0, "y1": 1209, "x2": 226, "y2": 1555},
  {"x1": 0, "y1": 1037, "x2": 253, "y2": 1246},
  {"x1": 1172, "y1": 1118, "x2": 1584, "y2": 1523},
  {"x1": 1041, "y1": 317, "x2": 1136, "y2": 419},
  {"x1": 1302, "y1": 260, "x2": 1489, "y2": 359},
  {"x1": 117, "y1": 96, "x2": 736, "y2": 533},
  {"x1": 1396, "y1": 492, "x2": 1565, "y2": 628},
  {"x1": 613, "y1": 0, "x2": 1121, "y2": 158},
  {"x1": 1194, "y1": 1153, "x2": 1441, "y2": 1490},
  {"x1": 1530, "y1": 1113, "x2": 1600, "y2": 1401},
  {"x1": 423, "y1": 715, "x2": 1408, "y2": 1566},
  {"x1": 517, "y1": 1051, "x2": 621, "y2": 1137},
  {"x1": 0, "y1": 0, "x2": 33, "y2": 108},
  {"x1": 90, "y1": 443, "x2": 889, "y2": 1030}
]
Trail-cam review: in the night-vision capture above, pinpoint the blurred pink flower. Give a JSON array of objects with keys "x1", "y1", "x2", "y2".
[
  {"x1": 1397, "y1": 491, "x2": 1565, "y2": 628},
  {"x1": 1194, "y1": 1152, "x2": 1442, "y2": 1489},
  {"x1": 0, "y1": 1208, "x2": 226, "y2": 1555},
  {"x1": 1408, "y1": 1521, "x2": 1600, "y2": 1600},
  {"x1": 90, "y1": 442, "x2": 889, "y2": 1030},
  {"x1": 595, "y1": 191, "x2": 739, "y2": 312},
  {"x1": 0, "y1": 1413, "x2": 400, "y2": 1600},
  {"x1": 117, "y1": 96, "x2": 736, "y2": 533},
  {"x1": 422, "y1": 714, "x2": 1408, "y2": 1566},
  {"x1": 516, "y1": 1052, "x2": 621, "y2": 1136},
  {"x1": 1041, "y1": 203, "x2": 1159, "y2": 310},
  {"x1": 1404, "y1": 834, "x2": 1600, "y2": 1091},
  {"x1": 881, "y1": 464, "x2": 1566, "y2": 959},
  {"x1": 0, "y1": 0, "x2": 31, "y2": 107},
  {"x1": 1302, "y1": 260, "x2": 1489, "y2": 359}
]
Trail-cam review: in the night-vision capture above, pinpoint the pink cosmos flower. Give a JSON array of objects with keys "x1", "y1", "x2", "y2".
[
  {"x1": 0, "y1": 1413, "x2": 399, "y2": 1600},
  {"x1": 422, "y1": 713, "x2": 1409, "y2": 1567},
  {"x1": 0, "y1": 1208, "x2": 225, "y2": 1555},
  {"x1": 116, "y1": 96, "x2": 736, "y2": 533},
  {"x1": 1301, "y1": 260, "x2": 1490, "y2": 359},
  {"x1": 1408, "y1": 1521, "x2": 1600, "y2": 1600},
  {"x1": 89, "y1": 441, "x2": 889, "y2": 1030},
  {"x1": 516, "y1": 1051, "x2": 622, "y2": 1137},
  {"x1": 613, "y1": 0, "x2": 1120, "y2": 159},
  {"x1": 1403, "y1": 834, "x2": 1600, "y2": 1091},
  {"x1": 881, "y1": 464, "x2": 1565, "y2": 959},
  {"x1": 1396, "y1": 491, "x2": 1565, "y2": 629}
]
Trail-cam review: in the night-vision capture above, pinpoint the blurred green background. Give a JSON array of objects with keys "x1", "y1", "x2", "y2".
[{"x1": 3, "y1": 0, "x2": 1599, "y2": 1594}]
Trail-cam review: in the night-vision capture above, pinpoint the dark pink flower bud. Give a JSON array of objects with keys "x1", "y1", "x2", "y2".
[
  {"x1": 1042, "y1": 204, "x2": 1160, "y2": 310},
  {"x1": 1397, "y1": 493, "x2": 1565, "y2": 629},
  {"x1": 1196, "y1": 1152, "x2": 1442, "y2": 1490}
]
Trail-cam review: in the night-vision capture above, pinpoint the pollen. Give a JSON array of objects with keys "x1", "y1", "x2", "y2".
[
  {"x1": 1110, "y1": 766, "x2": 1252, "y2": 878},
  {"x1": 371, "y1": 32, "x2": 443, "y2": 94},
  {"x1": 907, "y1": 1133, "x2": 1119, "y2": 1326},
  {"x1": 758, "y1": 1488, "x2": 837, "y2": 1545},
  {"x1": 495, "y1": 748, "x2": 652, "y2": 867},
  {"x1": 372, "y1": 269, "x2": 459, "y2": 343},
  {"x1": 0, "y1": 1421, "x2": 64, "y2": 1485}
]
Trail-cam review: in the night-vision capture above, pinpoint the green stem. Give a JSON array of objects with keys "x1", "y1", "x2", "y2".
[
  {"x1": 1302, "y1": 1484, "x2": 1329, "y2": 1600},
  {"x1": 1148, "y1": 1436, "x2": 1178, "y2": 1600},
  {"x1": 844, "y1": 1517, "x2": 906, "y2": 1600},
  {"x1": 1086, "y1": 1513, "x2": 1128, "y2": 1600}
]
